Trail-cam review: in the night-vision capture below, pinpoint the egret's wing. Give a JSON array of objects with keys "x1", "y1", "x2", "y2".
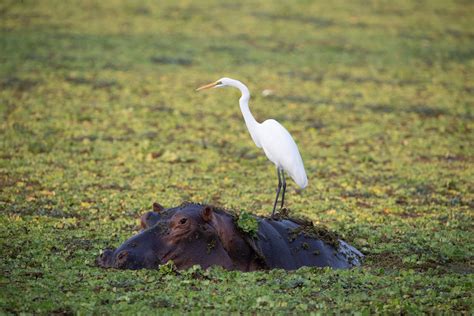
[{"x1": 258, "y1": 120, "x2": 308, "y2": 188}]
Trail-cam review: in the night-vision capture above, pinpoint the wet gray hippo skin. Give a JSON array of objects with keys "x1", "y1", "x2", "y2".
[{"x1": 98, "y1": 203, "x2": 363, "y2": 271}]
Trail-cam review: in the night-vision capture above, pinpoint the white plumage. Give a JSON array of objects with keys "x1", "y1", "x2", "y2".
[
  {"x1": 257, "y1": 119, "x2": 308, "y2": 188},
  {"x1": 197, "y1": 77, "x2": 308, "y2": 216}
]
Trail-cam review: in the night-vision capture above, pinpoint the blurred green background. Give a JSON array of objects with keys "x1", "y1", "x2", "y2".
[{"x1": 1, "y1": 0, "x2": 473, "y2": 313}]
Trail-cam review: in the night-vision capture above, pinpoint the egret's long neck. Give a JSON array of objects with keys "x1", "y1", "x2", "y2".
[{"x1": 230, "y1": 80, "x2": 261, "y2": 146}]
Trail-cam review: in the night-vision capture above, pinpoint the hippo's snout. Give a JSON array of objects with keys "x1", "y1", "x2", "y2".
[
  {"x1": 96, "y1": 249, "x2": 133, "y2": 269},
  {"x1": 97, "y1": 249, "x2": 134, "y2": 269},
  {"x1": 97, "y1": 248, "x2": 160, "y2": 270},
  {"x1": 97, "y1": 248, "x2": 115, "y2": 268}
]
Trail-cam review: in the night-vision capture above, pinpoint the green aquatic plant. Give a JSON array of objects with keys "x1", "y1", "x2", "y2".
[{"x1": 236, "y1": 211, "x2": 259, "y2": 238}]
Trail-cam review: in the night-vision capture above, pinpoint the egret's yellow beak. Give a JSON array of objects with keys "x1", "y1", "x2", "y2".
[{"x1": 196, "y1": 81, "x2": 218, "y2": 91}]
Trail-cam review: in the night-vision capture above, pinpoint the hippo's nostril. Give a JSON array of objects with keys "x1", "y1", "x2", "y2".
[
  {"x1": 115, "y1": 250, "x2": 133, "y2": 268},
  {"x1": 117, "y1": 250, "x2": 128, "y2": 261}
]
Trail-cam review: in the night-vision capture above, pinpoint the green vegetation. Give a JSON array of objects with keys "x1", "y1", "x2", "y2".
[
  {"x1": 236, "y1": 211, "x2": 259, "y2": 237},
  {"x1": 1, "y1": 0, "x2": 473, "y2": 313}
]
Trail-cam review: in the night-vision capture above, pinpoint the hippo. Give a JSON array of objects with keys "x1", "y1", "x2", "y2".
[{"x1": 97, "y1": 202, "x2": 363, "y2": 271}]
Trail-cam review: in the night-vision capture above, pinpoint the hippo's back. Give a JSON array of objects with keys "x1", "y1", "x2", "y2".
[{"x1": 250, "y1": 219, "x2": 363, "y2": 270}]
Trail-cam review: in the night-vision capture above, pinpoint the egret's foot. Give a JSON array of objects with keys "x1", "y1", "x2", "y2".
[{"x1": 271, "y1": 208, "x2": 276, "y2": 219}]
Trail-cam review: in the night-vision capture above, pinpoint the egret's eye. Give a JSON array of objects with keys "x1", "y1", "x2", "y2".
[
  {"x1": 179, "y1": 218, "x2": 187, "y2": 225},
  {"x1": 215, "y1": 81, "x2": 222, "y2": 86}
]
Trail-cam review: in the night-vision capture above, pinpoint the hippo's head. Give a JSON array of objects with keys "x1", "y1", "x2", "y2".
[
  {"x1": 98, "y1": 202, "x2": 364, "y2": 271},
  {"x1": 97, "y1": 203, "x2": 238, "y2": 270}
]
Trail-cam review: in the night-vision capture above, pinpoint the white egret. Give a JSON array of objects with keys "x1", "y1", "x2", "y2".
[{"x1": 196, "y1": 78, "x2": 308, "y2": 217}]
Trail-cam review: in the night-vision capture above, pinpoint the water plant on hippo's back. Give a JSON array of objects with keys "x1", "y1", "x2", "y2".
[{"x1": 98, "y1": 202, "x2": 364, "y2": 271}]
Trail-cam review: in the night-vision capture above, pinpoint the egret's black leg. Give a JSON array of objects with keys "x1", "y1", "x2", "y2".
[
  {"x1": 271, "y1": 168, "x2": 282, "y2": 218},
  {"x1": 280, "y1": 170, "x2": 287, "y2": 209}
]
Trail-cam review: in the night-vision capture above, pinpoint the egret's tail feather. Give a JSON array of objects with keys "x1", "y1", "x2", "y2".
[{"x1": 289, "y1": 170, "x2": 308, "y2": 189}]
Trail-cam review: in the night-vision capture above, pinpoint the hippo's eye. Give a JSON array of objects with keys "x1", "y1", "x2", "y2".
[{"x1": 179, "y1": 218, "x2": 187, "y2": 225}]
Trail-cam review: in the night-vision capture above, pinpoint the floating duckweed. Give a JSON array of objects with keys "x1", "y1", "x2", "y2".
[
  {"x1": 236, "y1": 211, "x2": 259, "y2": 238},
  {"x1": 289, "y1": 225, "x2": 340, "y2": 249}
]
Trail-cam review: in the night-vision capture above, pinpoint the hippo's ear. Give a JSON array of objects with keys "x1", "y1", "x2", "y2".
[
  {"x1": 153, "y1": 202, "x2": 164, "y2": 213},
  {"x1": 201, "y1": 206, "x2": 213, "y2": 222}
]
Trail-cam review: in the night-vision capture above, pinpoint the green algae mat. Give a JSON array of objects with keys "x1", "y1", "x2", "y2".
[{"x1": 1, "y1": 0, "x2": 473, "y2": 313}]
